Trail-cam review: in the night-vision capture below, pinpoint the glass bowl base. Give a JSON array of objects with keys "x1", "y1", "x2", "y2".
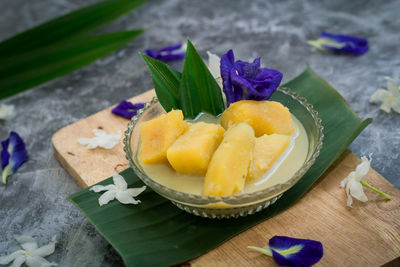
[{"x1": 172, "y1": 194, "x2": 282, "y2": 219}]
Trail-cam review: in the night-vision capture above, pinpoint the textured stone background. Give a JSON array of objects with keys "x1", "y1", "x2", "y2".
[{"x1": 0, "y1": 0, "x2": 399, "y2": 266}]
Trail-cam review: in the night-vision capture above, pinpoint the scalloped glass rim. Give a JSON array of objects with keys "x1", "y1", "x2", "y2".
[{"x1": 123, "y1": 87, "x2": 324, "y2": 208}]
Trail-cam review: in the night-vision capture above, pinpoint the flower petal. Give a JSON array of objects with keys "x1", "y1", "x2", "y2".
[
  {"x1": 97, "y1": 130, "x2": 121, "y2": 149},
  {"x1": 391, "y1": 99, "x2": 400, "y2": 113},
  {"x1": 25, "y1": 255, "x2": 57, "y2": 267},
  {"x1": 112, "y1": 172, "x2": 127, "y2": 190},
  {"x1": 116, "y1": 191, "x2": 141, "y2": 205},
  {"x1": 10, "y1": 255, "x2": 26, "y2": 267},
  {"x1": 345, "y1": 179, "x2": 354, "y2": 207},
  {"x1": 1, "y1": 132, "x2": 29, "y2": 184},
  {"x1": 269, "y1": 236, "x2": 323, "y2": 267},
  {"x1": 15, "y1": 235, "x2": 38, "y2": 251},
  {"x1": 77, "y1": 138, "x2": 98, "y2": 149},
  {"x1": 8, "y1": 132, "x2": 29, "y2": 172},
  {"x1": 339, "y1": 175, "x2": 351, "y2": 188},
  {"x1": 98, "y1": 190, "x2": 116, "y2": 206},
  {"x1": 31, "y1": 236, "x2": 56, "y2": 258},
  {"x1": 111, "y1": 100, "x2": 145, "y2": 119},
  {"x1": 207, "y1": 51, "x2": 221, "y2": 79},
  {"x1": 0, "y1": 250, "x2": 25, "y2": 265},
  {"x1": 230, "y1": 70, "x2": 257, "y2": 95},
  {"x1": 307, "y1": 38, "x2": 345, "y2": 51},
  {"x1": 370, "y1": 77, "x2": 400, "y2": 114},
  {"x1": 220, "y1": 49, "x2": 281, "y2": 105},
  {"x1": 370, "y1": 89, "x2": 390, "y2": 103},
  {"x1": 90, "y1": 184, "x2": 116, "y2": 193},
  {"x1": 385, "y1": 77, "x2": 399, "y2": 94},
  {"x1": 145, "y1": 43, "x2": 185, "y2": 62},
  {"x1": 248, "y1": 245, "x2": 272, "y2": 256},
  {"x1": 220, "y1": 50, "x2": 235, "y2": 106},
  {"x1": 380, "y1": 100, "x2": 393, "y2": 113},
  {"x1": 78, "y1": 130, "x2": 120, "y2": 150},
  {"x1": 349, "y1": 180, "x2": 368, "y2": 202},
  {"x1": 127, "y1": 186, "x2": 147, "y2": 197},
  {"x1": 230, "y1": 69, "x2": 244, "y2": 102},
  {"x1": 320, "y1": 32, "x2": 369, "y2": 56},
  {"x1": 235, "y1": 58, "x2": 261, "y2": 78},
  {"x1": 354, "y1": 155, "x2": 371, "y2": 180},
  {"x1": 0, "y1": 103, "x2": 16, "y2": 120}
]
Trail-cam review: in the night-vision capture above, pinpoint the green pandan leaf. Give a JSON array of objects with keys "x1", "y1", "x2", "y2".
[
  {"x1": 141, "y1": 54, "x2": 181, "y2": 112},
  {"x1": 179, "y1": 40, "x2": 225, "y2": 118},
  {"x1": 69, "y1": 67, "x2": 371, "y2": 267},
  {"x1": 0, "y1": 0, "x2": 148, "y2": 58},
  {"x1": 141, "y1": 40, "x2": 225, "y2": 118},
  {"x1": 0, "y1": 30, "x2": 143, "y2": 98},
  {"x1": 0, "y1": 0, "x2": 147, "y2": 100}
]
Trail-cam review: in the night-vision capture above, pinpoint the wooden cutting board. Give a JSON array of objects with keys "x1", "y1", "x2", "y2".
[{"x1": 52, "y1": 90, "x2": 400, "y2": 266}]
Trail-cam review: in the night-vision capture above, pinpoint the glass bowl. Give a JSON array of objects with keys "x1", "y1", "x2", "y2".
[{"x1": 123, "y1": 87, "x2": 324, "y2": 219}]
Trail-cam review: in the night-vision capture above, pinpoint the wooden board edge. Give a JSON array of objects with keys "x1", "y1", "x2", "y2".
[
  {"x1": 53, "y1": 144, "x2": 89, "y2": 188},
  {"x1": 51, "y1": 90, "x2": 156, "y2": 188}
]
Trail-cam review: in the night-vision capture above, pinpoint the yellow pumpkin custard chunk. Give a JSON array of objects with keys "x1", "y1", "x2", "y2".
[
  {"x1": 220, "y1": 100, "x2": 295, "y2": 137},
  {"x1": 248, "y1": 134, "x2": 290, "y2": 181},
  {"x1": 167, "y1": 122, "x2": 225, "y2": 175},
  {"x1": 203, "y1": 123, "x2": 255, "y2": 196},
  {"x1": 139, "y1": 110, "x2": 188, "y2": 164}
]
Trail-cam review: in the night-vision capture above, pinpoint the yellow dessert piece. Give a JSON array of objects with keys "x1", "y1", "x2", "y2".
[
  {"x1": 220, "y1": 100, "x2": 295, "y2": 137},
  {"x1": 203, "y1": 123, "x2": 255, "y2": 196},
  {"x1": 139, "y1": 110, "x2": 188, "y2": 164},
  {"x1": 167, "y1": 122, "x2": 225, "y2": 175},
  {"x1": 248, "y1": 134, "x2": 291, "y2": 181}
]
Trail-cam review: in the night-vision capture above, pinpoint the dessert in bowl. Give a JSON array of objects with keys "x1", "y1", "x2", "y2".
[{"x1": 123, "y1": 87, "x2": 323, "y2": 219}]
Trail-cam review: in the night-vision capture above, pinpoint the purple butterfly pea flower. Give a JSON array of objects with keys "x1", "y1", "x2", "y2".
[
  {"x1": 308, "y1": 32, "x2": 369, "y2": 56},
  {"x1": 111, "y1": 100, "x2": 145, "y2": 119},
  {"x1": 1, "y1": 131, "x2": 29, "y2": 184},
  {"x1": 145, "y1": 43, "x2": 186, "y2": 62},
  {"x1": 249, "y1": 235, "x2": 323, "y2": 267},
  {"x1": 220, "y1": 49, "x2": 283, "y2": 106}
]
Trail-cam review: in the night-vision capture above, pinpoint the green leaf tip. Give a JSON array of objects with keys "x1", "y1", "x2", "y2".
[
  {"x1": 142, "y1": 39, "x2": 225, "y2": 119},
  {"x1": 179, "y1": 39, "x2": 225, "y2": 118},
  {"x1": 141, "y1": 53, "x2": 182, "y2": 112}
]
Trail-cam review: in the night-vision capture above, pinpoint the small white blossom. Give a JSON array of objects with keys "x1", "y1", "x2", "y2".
[
  {"x1": 340, "y1": 154, "x2": 372, "y2": 208},
  {"x1": 370, "y1": 77, "x2": 400, "y2": 113},
  {"x1": 180, "y1": 42, "x2": 188, "y2": 53},
  {"x1": 0, "y1": 235, "x2": 57, "y2": 267},
  {"x1": 90, "y1": 172, "x2": 146, "y2": 206},
  {"x1": 0, "y1": 104, "x2": 16, "y2": 120},
  {"x1": 77, "y1": 129, "x2": 121, "y2": 149},
  {"x1": 207, "y1": 51, "x2": 221, "y2": 79}
]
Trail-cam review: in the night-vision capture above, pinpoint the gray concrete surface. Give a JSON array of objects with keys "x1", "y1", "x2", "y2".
[{"x1": 0, "y1": 0, "x2": 399, "y2": 266}]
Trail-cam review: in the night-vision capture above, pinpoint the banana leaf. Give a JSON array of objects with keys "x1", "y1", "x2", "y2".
[{"x1": 69, "y1": 67, "x2": 371, "y2": 267}]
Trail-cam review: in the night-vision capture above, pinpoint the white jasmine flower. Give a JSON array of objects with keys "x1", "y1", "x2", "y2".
[
  {"x1": 340, "y1": 155, "x2": 371, "y2": 207},
  {"x1": 77, "y1": 129, "x2": 121, "y2": 149},
  {"x1": 0, "y1": 235, "x2": 57, "y2": 267},
  {"x1": 0, "y1": 103, "x2": 16, "y2": 120},
  {"x1": 90, "y1": 172, "x2": 146, "y2": 206},
  {"x1": 340, "y1": 154, "x2": 391, "y2": 208},
  {"x1": 207, "y1": 51, "x2": 221, "y2": 79},
  {"x1": 370, "y1": 77, "x2": 400, "y2": 113}
]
